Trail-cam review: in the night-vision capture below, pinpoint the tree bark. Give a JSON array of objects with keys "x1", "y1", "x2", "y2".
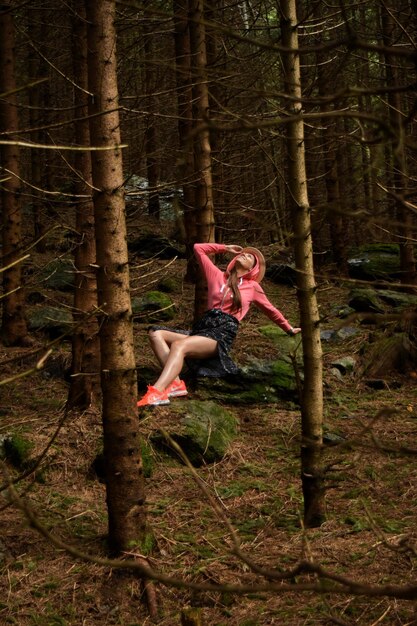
[
  {"x1": 85, "y1": 0, "x2": 148, "y2": 554},
  {"x1": 0, "y1": 1, "x2": 29, "y2": 347},
  {"x1": 144, "y1": 11, "x2": 161, "y2": 219},
  {"x1": 27, "y1": 7, "x2": 47, "y2": 253},
  {"x1": 381, "y1": 5, "x2": 416, "y2": 287},
  {"x1": 189, "y1": 0, "x2": 215, "y2": 319},
  {"x1": 67, "y1": 0, "x2": 101, "y2": 410},
  {"x1": 173, "y1": 0, "x2": 197, "y2": 281},
  {"x1": 280, "y1": 0, "x2": 325, "y2": 527}
]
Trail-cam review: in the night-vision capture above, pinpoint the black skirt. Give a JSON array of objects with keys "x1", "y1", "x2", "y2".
[{"x1": 150, "y1": 308, "x2": 240, "y2": 377}]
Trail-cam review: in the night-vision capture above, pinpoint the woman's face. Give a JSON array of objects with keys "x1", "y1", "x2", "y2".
[{"x1": 236, "y1": 252, "x2": 255, "y2": 272}]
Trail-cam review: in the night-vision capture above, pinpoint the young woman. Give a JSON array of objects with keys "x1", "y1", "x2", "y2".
[{"x1": 138, "y1": 242, "x2": 301, "y2": 406}]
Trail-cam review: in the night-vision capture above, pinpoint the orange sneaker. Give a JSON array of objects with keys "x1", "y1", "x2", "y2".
[
  {"x1": 137, "y1": 386, "x2": 170, "y2": 407},
  {"x1": 166, "y1": 379, "x2": 188, "y2": 398}
]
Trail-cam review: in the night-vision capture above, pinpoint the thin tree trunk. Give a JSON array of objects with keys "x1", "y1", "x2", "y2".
[
  {"x1": 189, "y1": 0, "x2": 215, "y2": 320},
  {"x1": 280, "y1": 0, "x2": 325, "y2": 527},
  {"x1": 173, "y1": 0, "x2": 197, "y2": 280},
  {"x1": 85, "y1": 0, "x2": 148, "y2": 554},
  {"x1": 0, "y1": 2, "x2": 29, "y2": 347},
  {"x1": 381, "y1": 6, "x2": 416, "y2": 287},
  {"x1": 314, "y1": 8, "x2": 348, "y2": 274},
  {"x1": 144, "y1": 12, "x2": 161, "y2": 219},
  {"x1": 27, "y1": 9, "x2": 47, "y2": 253},
  {"x1": 68, "y1": 0, "x2": 100, "y2": 410}
]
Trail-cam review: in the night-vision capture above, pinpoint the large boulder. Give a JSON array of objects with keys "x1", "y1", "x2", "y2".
[
  {"x1": 348, "y1": 287, "x2": 417, "y2": 313},
  {"x1": 28, "y1": 306, "x2": 73, "y2": 339},
  {"x1": 266, "y1": 262, "x2": 297, "y2": 286},
  {"x1": 151, "y1": 400, "x2": 238, "y2": 466},
  {"x1": 361, "y1": 331, "x2": 416, "y2": 377},
  {"x1": 347, "y1": 243, "x2": 403, "y2": 282},
  {"x1": 348, "y1": 288, "x2": 385, "y2": 313},
  {"x1": 193, "y1": 355, "x2": 300, "y2": 404},
  {"x1": 38, "y1": 259, "x2": 75, "y2": 291},
  {"x1": 128, "y1": 234, "x2": 185, "y2": 259}
]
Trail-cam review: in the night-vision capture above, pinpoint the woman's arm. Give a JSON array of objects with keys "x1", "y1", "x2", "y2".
[
  {"x1": 193, "y1": 243, "x2": 228, "y2": 283},
  {"x1": 252, "y1": 285, "x2": 301, "y2": 334},
  {"x1": 193, "y1": 243, "x2": 243, "y2": 279}
]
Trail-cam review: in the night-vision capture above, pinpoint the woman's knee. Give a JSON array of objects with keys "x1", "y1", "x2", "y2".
[
  {"x1": 170, "y1": 338, "x2": 187, "y2": 357},
  {"x1": 148, "y1": 328, "x2": 161, "y2": 344}
]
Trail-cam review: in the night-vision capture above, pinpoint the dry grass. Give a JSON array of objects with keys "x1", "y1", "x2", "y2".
[{"x1": 1, "y1": 256, "x2": 417, "y2": 625}]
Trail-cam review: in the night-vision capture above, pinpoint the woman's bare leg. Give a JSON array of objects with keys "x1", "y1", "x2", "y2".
[
  {"x1": 153, "y1": 335, "x2": 218, "y2": 391},
  {"x1": 149, "y1": 329, "x2": 189, "y2": 368}
]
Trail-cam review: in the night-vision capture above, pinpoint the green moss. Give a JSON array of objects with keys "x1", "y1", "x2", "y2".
[
  {"x1": 157, "y1": 277, "x2": 177, "y2": 293},
  {"x1": 257, "y1": 325, "x2": 302, "y2": 359},
  {"x1": 216, "y1": 482, "x2": 248, "y2": 499},
  {"x1": 164, "y1": 400, "x2": 238, "y2": 465},
  {"x1": 232, "y1": 383, "x2": 280, "y2": 404},
  {"x1": 128, "y1": 530, "x2": 155, "y2": 555},
  {"x1": 131, "y1": 290, "x2": 175, "y2": 321},
  {"x1": 348, "y1": 244, "x2": 402, "y2": 280},
  {"x1": 141, "y1": 440, "x2": 153, "y2": 478},
  {"x1": 4, "y1": 433, "x2": 34, "y2": 468},
  {"x1": 271, "y1": 360, "x2": 297, "y2": 390},
  {"x1": 352, "y1": 243, "x2": 399, "y2": 255}
]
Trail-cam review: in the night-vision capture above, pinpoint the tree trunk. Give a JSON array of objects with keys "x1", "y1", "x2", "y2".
[
  {"x1": 85, "y1": 0, "x2": 148, "y2": 554},
  {"x1": 381, "y1": 6, "x2": 416, "y2": 287},
  {"x1": 0, "y1": 1, "x2": 29, "y2": 347},
  {"x1": 313, "y1": 5, "x2": 348, "y2": 273},
  {"x1": 280, "y1": 0, "x2": 325, "y2": 527},
  {"x1": 67, "y1": 0, "x2": 101, "y2": 410},
  {"x1": 189, "y1": 0, "x2": 215, "y2": 319},
  {"x1": 173, "y1": 0, "x2": 197, "y2": 281},
  {"x1": 27, "y1": 8, "x2": 47, "y2": 253},
  {"x1": 144, "y1": 12, "x2": 161, "y2": 219}
]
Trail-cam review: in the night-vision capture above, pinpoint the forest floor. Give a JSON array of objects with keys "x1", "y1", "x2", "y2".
[{"x1": 1, "y1": 246, "x2": 417, "y2": 626}]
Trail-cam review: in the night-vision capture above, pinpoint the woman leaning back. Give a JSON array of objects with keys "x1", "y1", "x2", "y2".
[{"x1": 137, "y1": 242, "x2": 301, "y2": 406}]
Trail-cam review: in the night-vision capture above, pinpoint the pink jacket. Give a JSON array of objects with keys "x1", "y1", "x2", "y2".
[{"x1": 194, "y1": 243, "x2": 293, "y2": 332}]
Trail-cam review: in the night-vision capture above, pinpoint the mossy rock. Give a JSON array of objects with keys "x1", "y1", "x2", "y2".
[
  {"x1": 194, "y1": 376, "x2": 280, "y2": 404},
  {"x1": 373, "y1": 289, "x2": 417, "y2": 309},
  {"x1": 28, "y1": 306, "x2": 73, "y2": 339},
  {"x1": 361, "y1": 331, "x2": 415, "y2": 377},
  {"x1": 38, "y1": 259, "x2": 75, "y2": 291},
  {"x1": 0, "y1": 434, "x2": 9, "y2": 460},
  {"x1": 348, "y1": 289, "x2": 385, "y2": 313},
  {"x1": 128, "y1": 234, "x2": 185, "y2": 259},
  {"x1": 132, "y1": 291, "x2": 175, "y2": 322},
  {"x1": 258, "y1": 324, "x2": 303, "y2": 361},
  {"x1": 232, "y1": 382, "x2": 281, "y2": 404},
  {"x1": 266, "y1": 262, "x2": 297, "y2": 286},
  {"x1": 347, "y1": 243, "x2": 403, "y2": 281},
  {"x1": 194, "y1": 356, "x2": 299, "y2": 404},
  {"x1": 4, "y1": 433, "x2": 34, "y2": 469},
  {"x1": 157, "y1": 277, "x2": 177, "y2": 293},
  {"x1": 151, "y1": 400, "x2": 238, "y2": 466},
  {"x1": 330, "y1": 356, "x2": 357, "y2": 374},
  {"x1": 348, "y1": 287, "x2": 417, "y2": 313},
  {"x1": 270, "y1": 359, "x2": 299, "y2": 391}
]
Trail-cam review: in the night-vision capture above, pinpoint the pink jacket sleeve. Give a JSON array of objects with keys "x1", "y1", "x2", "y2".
[
  {"x1": 252, "y1": 284, "x2": 293, "y2": 332},
  {"x1": 193, "y1": 243, "x2": 227, "y2": 283}
]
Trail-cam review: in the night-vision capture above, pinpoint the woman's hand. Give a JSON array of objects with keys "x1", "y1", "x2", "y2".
[
  {"x1": 289, "y1": 327, "x2": 302, "y2": 335},
  {"x1": 225, "y1": 244, "x2": 243, "y2": 254}
]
